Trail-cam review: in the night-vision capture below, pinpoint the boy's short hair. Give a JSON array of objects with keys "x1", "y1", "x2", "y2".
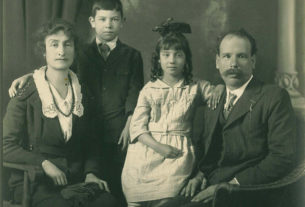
[
  {"x1": 216, "y1": 28, "x2": 257, "y2": 56},
  {"x1": 34, "y1": 18, "x2": 78, "y2": 59},
  {"x1": 91, "y1": 0, "x2": 123, "y2": 17}
]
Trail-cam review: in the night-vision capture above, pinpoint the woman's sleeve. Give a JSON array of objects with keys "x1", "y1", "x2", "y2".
[
  {"x1": 198, "y1": 80, "x2": 214, "y2": 104},
  {"x1": 3, "y1": 97, "x2": 45, "y2": 166},
  {"x1": 129, "y1": 88, "x2": 152, "y2": 143}
]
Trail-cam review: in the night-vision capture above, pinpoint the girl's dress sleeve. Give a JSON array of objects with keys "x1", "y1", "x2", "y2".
[
  {"x1": 3, "y1": 95, "x2": 46, "y2": 166},
  {"x1": 198, "y1": 80, "x2": 215, "y2": 104},
  {"x1": 129, "y1": 87, "x2": 152, "y2": 143}
]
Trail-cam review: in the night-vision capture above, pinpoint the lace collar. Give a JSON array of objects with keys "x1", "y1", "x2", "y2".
[{"x1": 33, "y1": 66, "x2": 84, "y2": 118}]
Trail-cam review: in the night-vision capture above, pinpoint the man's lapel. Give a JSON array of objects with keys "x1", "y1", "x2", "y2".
[
  {"x1": 224, "y1": 78, "x2": 263, "y2": 129},
  {"x1": 201, "y1": 91, "x2": 226, "y2": 156}
]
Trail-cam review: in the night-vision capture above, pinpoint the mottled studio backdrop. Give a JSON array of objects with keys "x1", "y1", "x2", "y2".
[{"x1": 2, "y1": 0, "x2": 305, "y2": 124}]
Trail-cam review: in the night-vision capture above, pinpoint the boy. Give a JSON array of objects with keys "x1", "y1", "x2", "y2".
[
  {"x1": 8, "y1": 0, "x2": 144, "y2": 205},
  {"x1": 79, "y1": 0, "x2": 143, "y2": 205}
]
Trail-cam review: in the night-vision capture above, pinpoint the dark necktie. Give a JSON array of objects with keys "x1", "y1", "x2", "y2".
[
  {"x1": 223, "y1": 92, "x2": 237, "y2": 119},
  {"x1": 98, "y1": 43, "x2": 110, "y2": 60}
]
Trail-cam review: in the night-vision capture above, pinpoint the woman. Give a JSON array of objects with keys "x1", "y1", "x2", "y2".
[{"x1": 3, "y1": 19, "x2": 118, "y2": 207}]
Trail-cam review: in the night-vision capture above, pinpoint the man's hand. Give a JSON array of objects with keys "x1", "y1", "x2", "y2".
[
  {"x1": 8, "y1": 73, "x2": 32, "y2": 98},
  {"x1": 42, "y1": 160, "x2": 68, "y2": 186},
  {"x1": 207, "y1": 84, "x2": 225, "y2": 110},
  {"x1": 191, "y1": 184, "x2": 219, "y2": 203},
  {"x1": 118, "y1": 115, "x2": 132, "y2": 151},
  {"x1": 156, "y1": 144, "x2": 183, "y2": 159},
  {"x1": 180, "y1": 176, "x2": 207, "y2": 197},
  {"x1": 85, "y1": 173, "x2": 110, "y2": 193}
]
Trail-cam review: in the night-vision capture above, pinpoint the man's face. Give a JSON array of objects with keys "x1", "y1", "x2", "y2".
[
  {"x1": 45, "y1": 30, "x2": 75, "y2": 71},
  {"x1": 89, "y1": 9, "x2": 123, "y2": 42},
  {"x1": 216, "y1": 35, "x2": 256, "y2": 90}
]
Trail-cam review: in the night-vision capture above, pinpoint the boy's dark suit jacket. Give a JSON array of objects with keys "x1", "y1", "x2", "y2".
[
  {"x1": 3, "y1": 77, "x2": 100, "y2": 188},
  {"x1": 199, "y1": 78, "x2": 297, "y2": 185},
  {"x1": 77, "y1": 40, "x2": 143, "y2": 143}
]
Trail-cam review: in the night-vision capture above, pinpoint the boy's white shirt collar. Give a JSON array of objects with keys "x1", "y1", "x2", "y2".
[
  {"x1": 96, "y1": 36, "x2": 118, "y2": 51},
  {"x1": 225, "y1": 75, "x2": 253, "y2": 106}
]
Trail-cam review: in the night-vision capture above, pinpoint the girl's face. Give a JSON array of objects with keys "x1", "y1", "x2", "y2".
[
  {"x1": 45, "y1": 30, "x2": 75, "y2": 71},
  {"x1": 160, "y1": 48, "x2": 186, "y2": 78}
]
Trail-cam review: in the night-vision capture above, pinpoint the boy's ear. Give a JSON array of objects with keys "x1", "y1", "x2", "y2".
[
  {"x1": 251, "y1": 55, "x2": 256, "y2": 70},
  {"x1": 88, "y1": 17, "x2": 95, "y2": 28},
  {"x1": 216, "y1": 54, "x2": 220, "y2": 70},
  {"x1": 120, "y1": 17, "x2": 126, "y2": 29}
]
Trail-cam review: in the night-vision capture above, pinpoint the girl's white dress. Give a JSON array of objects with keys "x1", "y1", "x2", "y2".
[{"x1": 122, "y1": 79, "x2": 213, "y2": 202}]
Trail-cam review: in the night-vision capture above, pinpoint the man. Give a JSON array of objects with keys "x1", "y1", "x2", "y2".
[{"x1": 163, "y1": 28, "x2": 297, "y2": 207}]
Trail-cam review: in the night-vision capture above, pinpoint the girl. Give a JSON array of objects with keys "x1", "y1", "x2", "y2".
[
  {"x1": 121, "y1": 19, "x2": 223, "y2": 207},
  {"x1": 3, "y1": 19, "x2": 117, "y2": 207}
]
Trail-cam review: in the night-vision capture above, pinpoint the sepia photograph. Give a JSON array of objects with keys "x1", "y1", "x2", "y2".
[{"x1": 1, "y1": 0, "x2": 305, "y2": 206}]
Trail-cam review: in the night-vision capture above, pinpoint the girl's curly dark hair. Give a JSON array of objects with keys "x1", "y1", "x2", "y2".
[{"x1": 151, "y1": 32, "x2": 193, "y2": 85}]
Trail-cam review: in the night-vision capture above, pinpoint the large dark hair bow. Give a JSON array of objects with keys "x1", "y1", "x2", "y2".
[{"x1": 152, "y1": 18, "x2": 192, "y2": 36}]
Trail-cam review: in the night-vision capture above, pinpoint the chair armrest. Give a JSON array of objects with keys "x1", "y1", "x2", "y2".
[
  {"x1": 3, "y1": 162, "x2": 44, "y2": 182},
  {"x1": 232, "y1": 160, "x2": 305, "y2": 191},
  {"x1": 212, "y1": 161, "x2": 305, "y2": 207}
]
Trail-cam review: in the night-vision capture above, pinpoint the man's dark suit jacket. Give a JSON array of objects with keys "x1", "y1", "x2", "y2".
[
  {"x1": 198, "y1": 78, "x2": 297, "y2": 185},
  {"x1": 76, "y1": 40, "x2": 143, "y2": 143}
]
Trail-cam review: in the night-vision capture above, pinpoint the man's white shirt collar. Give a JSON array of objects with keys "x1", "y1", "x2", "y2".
[
  {"x1": 96, "y1": 36, "x2": 118, "y2": 51},
  {"x1": 225, "y1": 75, "x2": 253, "y2": 106}
]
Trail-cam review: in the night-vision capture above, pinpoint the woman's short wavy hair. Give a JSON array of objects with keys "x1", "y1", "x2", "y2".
[
  {"x1": 151, "y1": 32, "x2": 193, "y2": 85},
  {"x1": 34, "y1": 18, "x2": 79, "y2": 61}
]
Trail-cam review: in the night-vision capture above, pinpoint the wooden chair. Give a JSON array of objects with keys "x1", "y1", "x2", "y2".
[
  {"x1": 2, "y1": 162, "x2": 43, "y2": 207},
  {"x1": 212, "y1": 160, "x2": 305, "y2": 207}
]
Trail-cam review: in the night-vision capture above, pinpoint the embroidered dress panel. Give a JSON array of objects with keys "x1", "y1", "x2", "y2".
[
  {"x1": 49, "y1": 83, "x2": 73, "y2": 142},
  {"x1": 122, "y1": 79, "x2": 214, "y2": 202}
]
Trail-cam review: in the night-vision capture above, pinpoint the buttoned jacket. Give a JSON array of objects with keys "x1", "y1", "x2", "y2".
[{"x1": 199, "y1": 78, "x2": 297, "y2": 185}]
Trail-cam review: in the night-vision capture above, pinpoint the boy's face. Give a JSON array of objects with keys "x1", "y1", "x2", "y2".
[{"x1": 89, "y1": 9, "x2": 123, "y2": 42}]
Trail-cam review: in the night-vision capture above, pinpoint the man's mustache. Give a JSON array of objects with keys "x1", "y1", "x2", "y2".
[{"x1": 223, "y1": 69, "x2": 242, "y2": 77}]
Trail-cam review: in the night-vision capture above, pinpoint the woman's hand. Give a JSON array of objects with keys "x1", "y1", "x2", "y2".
[
  {"x1": 85, "y1": 173, "x2": 110, "y2": 193},
  {"x1": 42, "y1": 160, "x2": 68, "y2": 186},
  {"x1": 207, "y1": 84, "x2": 225, "y2": 110},
  {"x1": 8, "y1": 73, "x2": 32, "y2": 98},
  {"x1": 155, "y1": 144, "x2": 183, "y2": 159}
]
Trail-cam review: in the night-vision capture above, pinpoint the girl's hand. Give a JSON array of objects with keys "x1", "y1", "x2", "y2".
[
  {"x1": 156, "y1": 144, "x2": 183, "y2": 159},
  {"x1": 8, "y1": 73, "x2": 32, "y2": 98},
  {"x1": 42, "y1": 160, "x2": 68, "y2": 186},
  {"x1": 207, "y1": 84, "x2": 225, "y2": 110}
]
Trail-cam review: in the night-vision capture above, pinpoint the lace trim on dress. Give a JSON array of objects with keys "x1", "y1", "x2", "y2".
[{"x1": 33, "y1": 66, "x2": 84, "y2": 118}]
